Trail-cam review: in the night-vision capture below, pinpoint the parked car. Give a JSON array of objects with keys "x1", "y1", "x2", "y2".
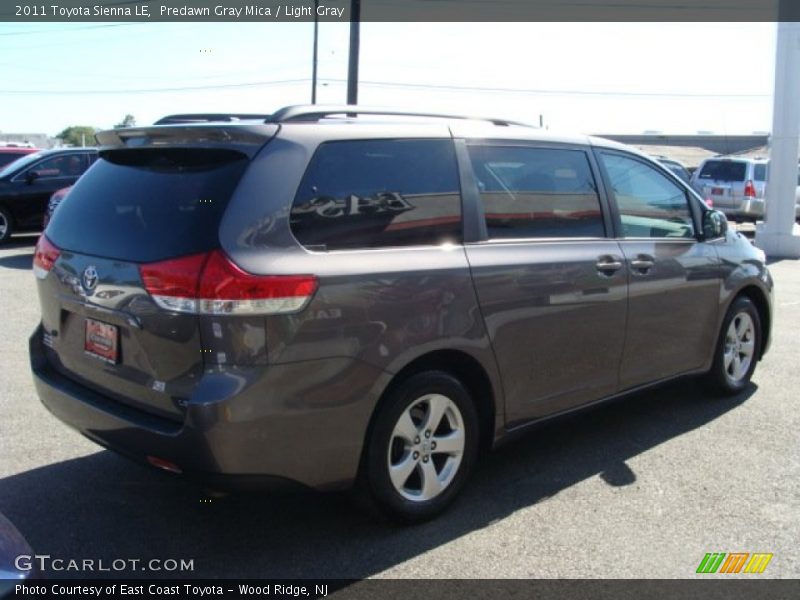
[
  {"x1": 42, "y1": 185, "x2": 73, "y2": 228},
  {"x1": 654, "y1": 156, "x2": 692, "y2": 184},
  {"x1": 0, "y1": 148, "x2": 97, "y2": 243},
  {"x1": 0, "y1": 146, "x2": 39, "y2": 169},
  {"x1": 690, "y1": 157, "x2": 769, "y2": 222},
  {"x1": 30, "y1": 107, "x2": 772, "y2": 522}
]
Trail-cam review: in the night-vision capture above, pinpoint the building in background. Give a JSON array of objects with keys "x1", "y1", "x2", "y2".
[{"x1": 0, "y1": 132, "x2": 54, "y2": 149}]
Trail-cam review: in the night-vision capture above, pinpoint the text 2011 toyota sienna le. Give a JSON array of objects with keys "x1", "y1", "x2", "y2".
[{"x1": 30, "y1": 106, "x2": 772, "y2": 521}]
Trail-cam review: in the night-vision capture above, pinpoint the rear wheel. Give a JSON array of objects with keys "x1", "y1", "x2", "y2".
[
  {"x1": 361, "y1": 371, "x2": 479, "y2": 522},
  {"x1": 704, "y1": 296, "x2": 761, "y2": 395},
  {"x1": 0, "y1": 207, "x2": 12, "y2": 244}
]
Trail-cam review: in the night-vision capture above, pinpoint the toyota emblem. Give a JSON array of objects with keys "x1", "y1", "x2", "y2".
[{"x1": 82, "y1": 265, "x2": 98, "y2": 292}]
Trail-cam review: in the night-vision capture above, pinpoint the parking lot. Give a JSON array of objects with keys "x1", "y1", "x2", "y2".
[{"x1": 0, "y1": 233, "x2": 798, "y2": 579}]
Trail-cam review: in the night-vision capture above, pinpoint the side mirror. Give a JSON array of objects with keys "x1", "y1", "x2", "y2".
[
  {"x1": 703, "y1": 209, "x2": 728, "y2": 239},
  {"x1": 25, "y1": 170, "x2": 39, "y2": 185}
]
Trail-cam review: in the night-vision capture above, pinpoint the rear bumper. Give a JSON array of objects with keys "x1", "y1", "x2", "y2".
[{"x1": 30, "y1": 325, "x2": 388, "y2": 491}]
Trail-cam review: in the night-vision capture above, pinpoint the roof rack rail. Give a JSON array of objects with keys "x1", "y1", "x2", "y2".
[
  {"x1": 154, "y1": 113, "x2": 273, "y2": 125},
  {"x1": 266, "y1": 105, "x2": 532, "y2": 127}
]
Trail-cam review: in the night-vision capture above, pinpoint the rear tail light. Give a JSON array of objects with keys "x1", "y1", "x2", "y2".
[
  {"x1": 33, "y1": 235, "x2": 61, "y2": 280},
  {"x1": 744, "y1": 180, "x2": 757, "y2": 198},
  {"x1": 140, "y1": 253, "x2": 208, "y2": 314},
  {"x1": 139, "y1": 250, "x2": 318, "y2": 316},
  {"x1": 705, "y1": 197, "x2": 714, "y2": 207}
]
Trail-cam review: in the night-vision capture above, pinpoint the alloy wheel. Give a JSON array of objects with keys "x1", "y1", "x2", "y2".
[
  {"x1": 387, "y1": 393, "x2": 465, "y2": 502},
  {"x1": 723, "y1": 312, "x2": 755, "y2": 385}
]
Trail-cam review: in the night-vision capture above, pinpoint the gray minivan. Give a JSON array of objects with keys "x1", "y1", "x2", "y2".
[{"x1": 30, "y1": 107, "x2": 773, "y2": 521}]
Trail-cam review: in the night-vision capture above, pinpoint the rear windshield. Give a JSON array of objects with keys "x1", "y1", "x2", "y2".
[
  {"x1": 698, "y1": 160, "x2": 747, "y2": 182},
  {"x1": 46, "y1": 148, "x2": 247, "y2": 262}
]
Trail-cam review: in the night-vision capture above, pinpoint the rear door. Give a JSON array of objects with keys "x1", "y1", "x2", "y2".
[
  {"x1": 596, "y1": 149, "x2": 720, "y2": 389},
  {"x1": 462, "y1": 142, "x2": 628, "y2": 426},
  {"x1": 39, "y1": 145, "x2": 255, "y2": 421}
]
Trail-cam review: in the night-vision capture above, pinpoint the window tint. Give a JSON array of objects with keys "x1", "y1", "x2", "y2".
[
  {"x1": 753, "y1": 163, "x2": 768, "y2": 181},
  {"x1": 698, "y1": 160, "x2": 747, "y2": 182},
  {"x1": 46, "y1": 148, "x2": 248, "y2": 262},
  {"x1": 467, "y1": 146, "x2": 604, "y2": 239},
  {"x1": 601, "y1": 152, "x2": 695, "y2": 239},
  {"x1": 291, "y1": 139, "x2": 461, "y2": 250}
]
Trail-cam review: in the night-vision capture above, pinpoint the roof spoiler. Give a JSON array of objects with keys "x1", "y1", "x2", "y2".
[
  {"x1": 95, "y1": 123, "x2": 279, "y2": 158},
  {"x1": 153, "y1": 113, "x2": 272, "y2": 125}
]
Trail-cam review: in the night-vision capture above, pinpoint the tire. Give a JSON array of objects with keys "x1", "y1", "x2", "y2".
[
  {"x1": 361, "y1": 370, "x2": 479, "y2": 523},
  {"x1": 704, "y1": 296, "x2": 762, "y2": 396},
  {"x1": 0, "y1": 206, "x2": 12, "y2": 244}
]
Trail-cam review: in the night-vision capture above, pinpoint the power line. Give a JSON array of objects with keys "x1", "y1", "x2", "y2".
[
  {"x1": 0, "y1": 60, "x2": 315, "y2": 82},
  {"x1": 0, "y1": 77, "x2": 771, "y2": 99},
  {"x1": 0, "y1": 23, "x2": 144, "y2": 36},
  {"x1": 0, "y1": 79, "x2": 311, "y2": 95},
  {"x1": 330, "y1": 79, "x2": 770, "y2": 99}
]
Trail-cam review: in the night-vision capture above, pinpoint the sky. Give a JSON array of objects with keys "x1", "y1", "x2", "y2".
[{"x1": 0, "y1": 22, "x2": 777, "y2": 137}]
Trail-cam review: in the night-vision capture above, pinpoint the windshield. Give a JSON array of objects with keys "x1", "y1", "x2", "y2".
[{"x1": 0, "y1": 151, "x2": 46, "y2": 178}]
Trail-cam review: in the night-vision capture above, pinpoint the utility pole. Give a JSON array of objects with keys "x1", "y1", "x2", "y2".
[
  {"x1": 346, "y1": 0, "x2": 360, "y2": 105},
  {"x1": 311, "y1": 0, "x2": 319, "y2": 104},
  {"x1": 755, "y1": 11, "x2": 800, "y2": 258}
]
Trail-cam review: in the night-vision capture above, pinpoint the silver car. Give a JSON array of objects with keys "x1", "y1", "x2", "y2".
[{"x1": 690, "y1": 157, "x2": 768, "y2": 222}]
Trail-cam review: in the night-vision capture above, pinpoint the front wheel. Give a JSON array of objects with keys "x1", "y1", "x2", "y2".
[
  {"x1": 0, "y1": 206, "x2": 13, "y2": 244},
  {"x1": 704, "y1": 296, "x2": 762, "y2": 395},
  {"x1": 361, "y1": 371, "x2": 479, "y2": 523}
]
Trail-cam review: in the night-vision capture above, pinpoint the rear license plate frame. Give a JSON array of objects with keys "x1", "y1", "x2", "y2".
[{"x1": 84, "y1": 318, "x2": 119, "y2": 364}]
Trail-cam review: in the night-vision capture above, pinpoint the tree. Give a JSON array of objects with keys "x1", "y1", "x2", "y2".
[
  {"x1": 56, "y1": 126, "x2": 98, "y2": 147},
  {"x1": 114, "y1": 114, "x2": 136, "y2": 129}
]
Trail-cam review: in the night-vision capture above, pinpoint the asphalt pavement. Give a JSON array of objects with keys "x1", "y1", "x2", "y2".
[{"x1": 0, "y1": 234, "x2": 797, "y2": 579}]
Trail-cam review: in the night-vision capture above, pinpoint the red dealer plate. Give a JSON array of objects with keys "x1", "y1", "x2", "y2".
[
  {"x1": 711, "y1": 187, "x2": 725, "y2": 195},
  {"x1": 84, "y1": 318, "x2": 118, "y2": 364}
]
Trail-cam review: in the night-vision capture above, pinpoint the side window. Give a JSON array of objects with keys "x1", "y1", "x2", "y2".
[
  {"x1": 467, "y1": 145, "x2": 605, "y2": 239},
  {"x1": 24, "y1": 154, "x2": 85, "y2": 180},
  {"x1": 290, "y1": 139, "x2": 461, "y2": 250},
  {"x1": 600, "y1": 152, "x2": 695, "y2": 239}
]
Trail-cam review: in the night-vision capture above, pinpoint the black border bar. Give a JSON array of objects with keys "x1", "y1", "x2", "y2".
[
  {"x1": 3, "y1": 579, "x2": 800, "y2": 600},
  {"x1": 0, "y1": 0, "x2": 795, "y2": 23}
]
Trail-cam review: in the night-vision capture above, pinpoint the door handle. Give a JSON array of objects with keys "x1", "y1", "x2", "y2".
[
  {"x1": 630, "y1": 255, "x2": 655, "y2": 274},
  {"x1": 596, "y1": 256, "x2": 623, "y2": 275}
]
